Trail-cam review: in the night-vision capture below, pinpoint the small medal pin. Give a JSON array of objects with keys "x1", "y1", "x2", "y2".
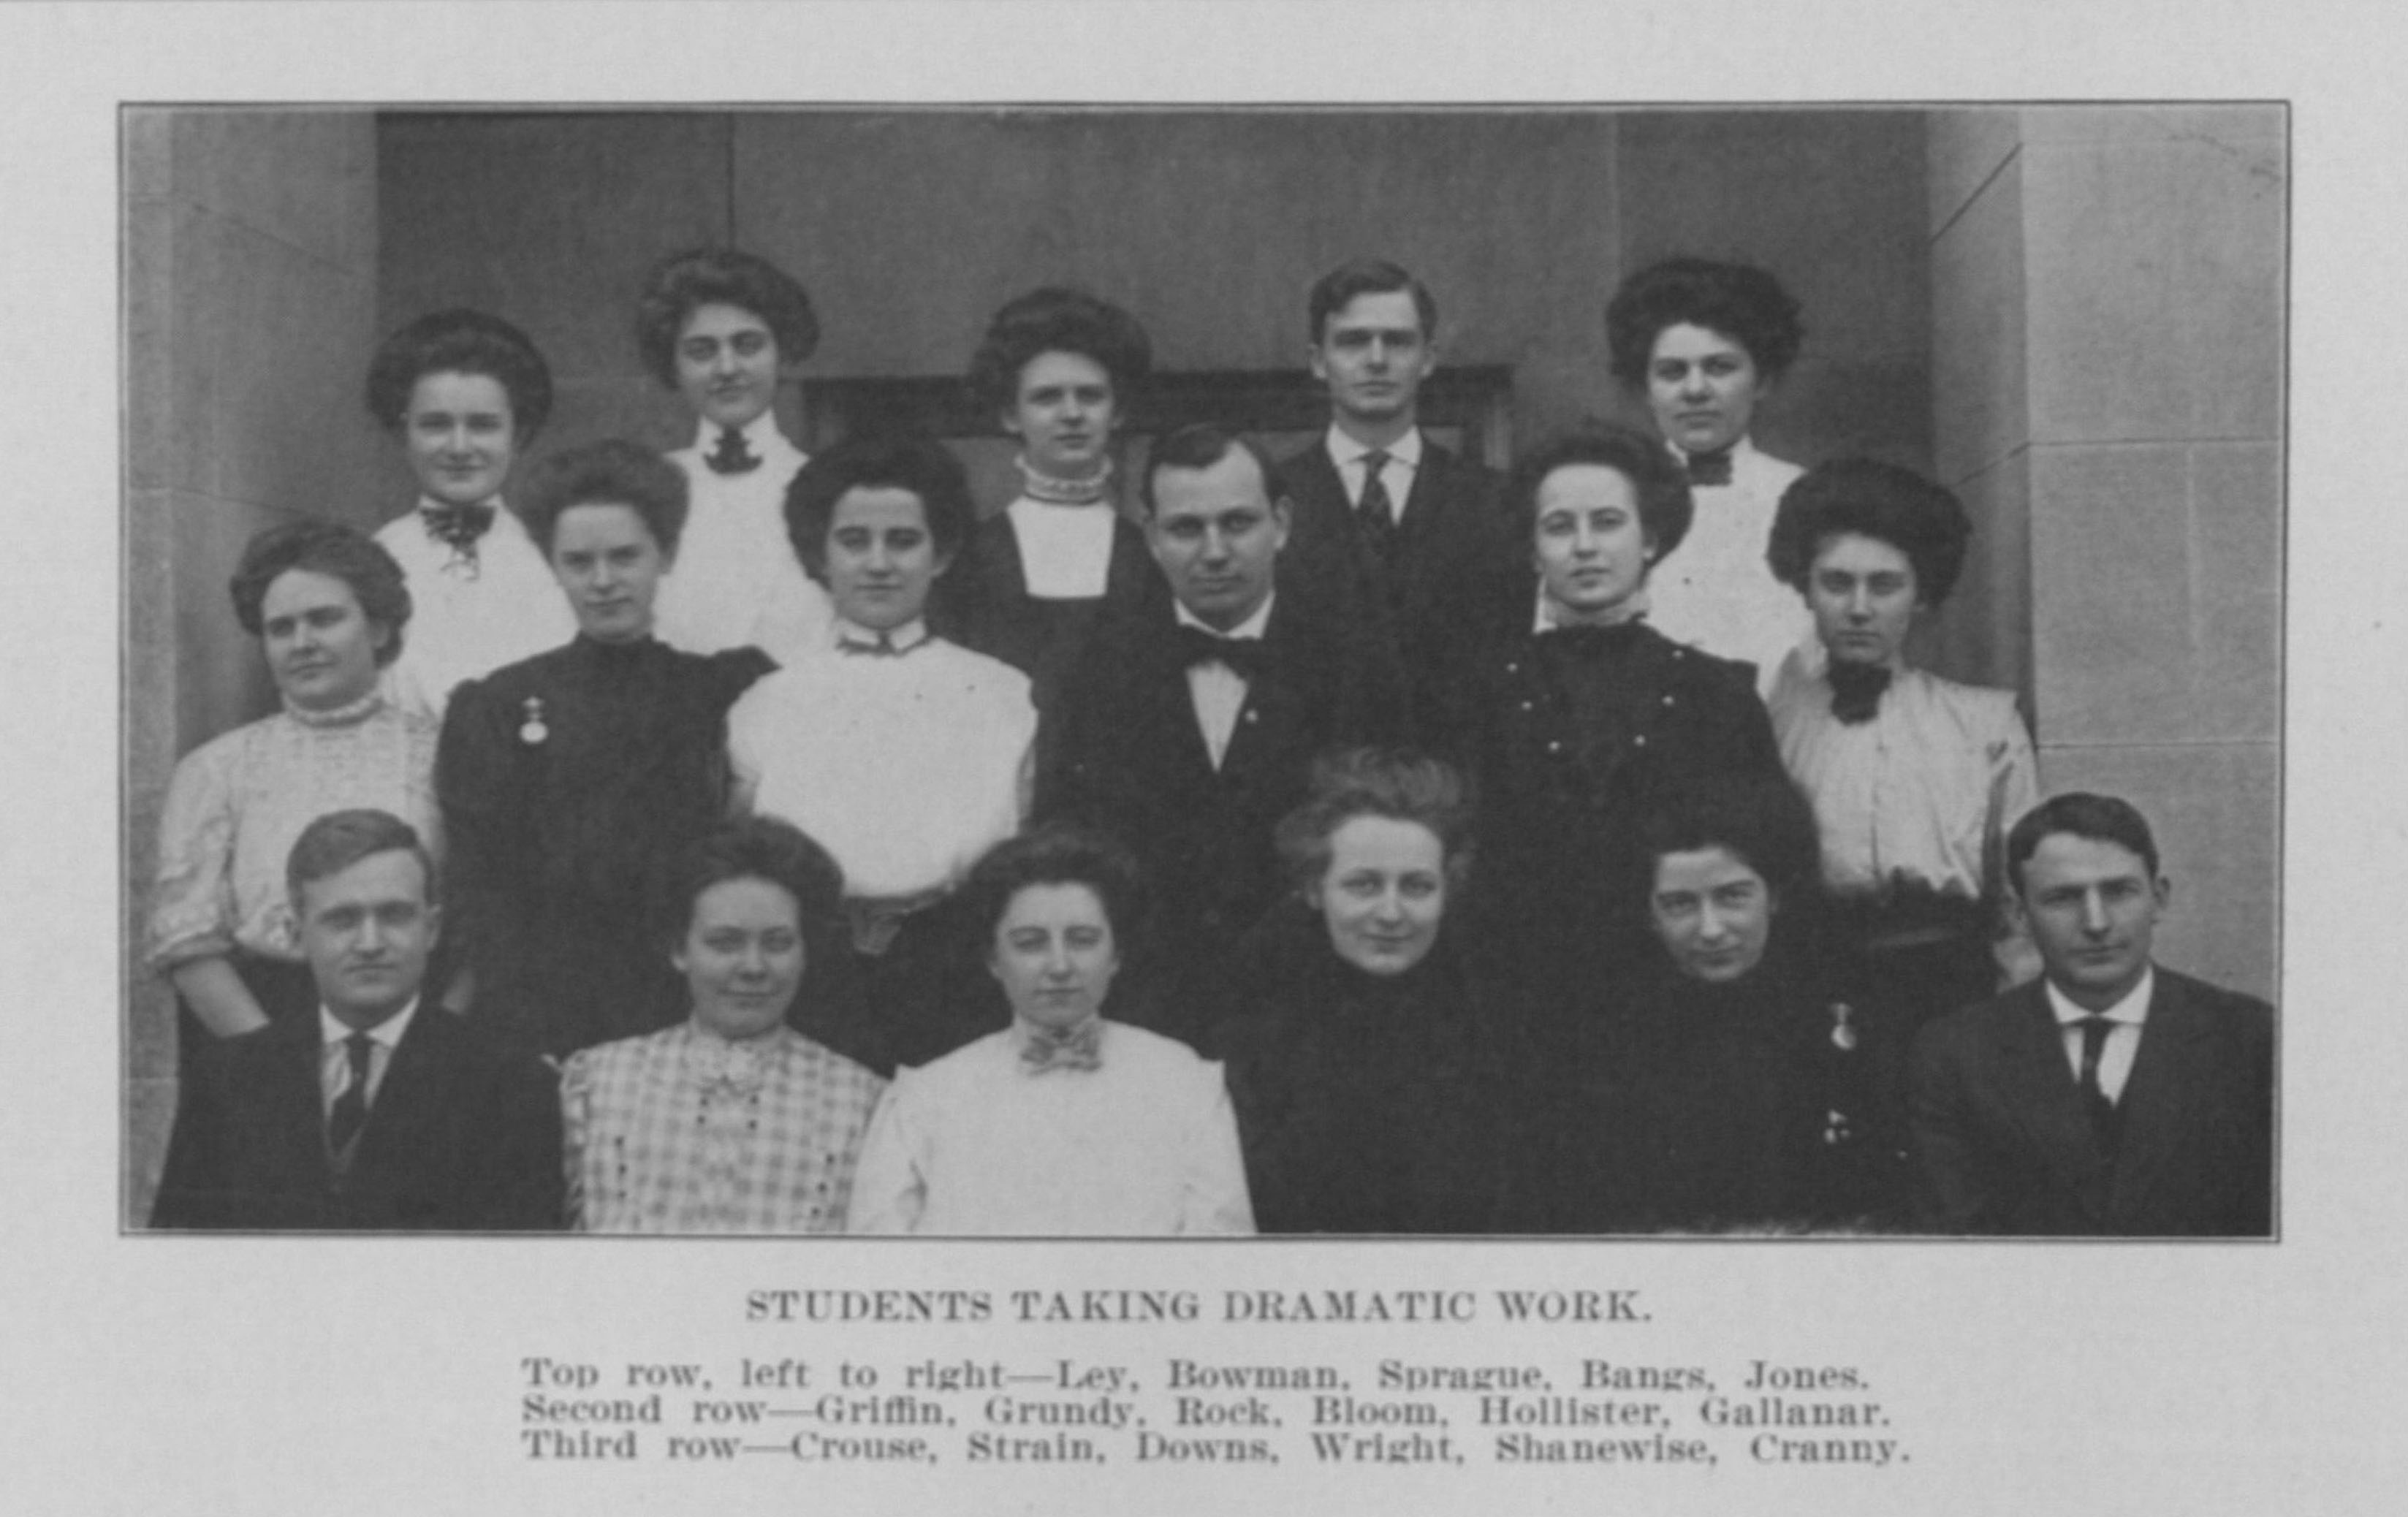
[
  {"x1": 1829, "y1": 1002, "x2": 1858, "y2": 1052},
  {"x1": 518, "y1": 696, "x2": 548, "y2": 746}
]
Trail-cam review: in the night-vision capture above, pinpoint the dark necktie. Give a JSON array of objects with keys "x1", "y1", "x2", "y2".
[
  {"x1": 1828, "y1": 662, "x2": 1893, "y2": 723},
  {"x1": 422, "y1": 503, "x2": 495, "y2": 574},
  {"x1": 1175, "y1": 624, "x2": 1267, "y2": 681},
  {"x1": 1684, "y1": 448, "x2": 1733, "y2": 487},
  {"x1": 1356, "y1": 450, "x2": 1396, "y2": 558},
  {"x1": 1021, "y1": 1019, "x2": 1104, "y2": 1075},
  {"x1": 327, "y1": 1032, "x2": 375, "y2": 1160},
  {"x1": 2076, "y1": 1014, "x2": 2120, "y2": 1153},
  {"x1": 706, "y1": 426, "x2": 761, "y2": 476}
]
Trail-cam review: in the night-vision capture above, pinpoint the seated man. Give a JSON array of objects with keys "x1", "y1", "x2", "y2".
[
  {"x1": 1908, "y1": 793, "x2": 2273, "y2": 1236},
  {"x1": 151, "y1": 809, "x2": 563, "y2": 1231},
  {"x1": 1039, "y1": 423, "x2": 1410, "y2": 1043}
]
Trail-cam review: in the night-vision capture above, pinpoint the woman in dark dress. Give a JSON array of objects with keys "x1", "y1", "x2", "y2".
[
  {"x1": 1426, "y1": 422, "x2": 1788, "y2": 1070},
  {"x1": 1549, "y1": 772, "x2": 1896, "y2": 1232},
  {"x1": 1215, "y1": 748, "x2": 1521, "y2": 1234},
  {"x1": 437, "y1": 439, "x2": 775, "y2": 1062},
  {"x1": 946, "y1": 286, "x2": 1166, "y2": 714}
]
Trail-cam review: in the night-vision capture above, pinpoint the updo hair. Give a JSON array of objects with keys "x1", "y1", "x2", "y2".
[
  {"x1": 656, "y1": 814, "x2": 846, "y2": 956},
  {"x1": 1503, "y1": 421, "x2": 1695, "y2": 566},
  {"x1": 782, "y1": 430, "x2": 974, "y2": 583},
  {"x1": 1605, "y1": 256, "x2": 1805, "y2": 387},
  {"x1": 515, "y1": 438, "x2": 692, "y2": 559},
  {"x1": 362, "y1": 308, "x2": 553, "y2": 439},
  {"x1": 1766, "y1": 457, "x2": 1972, "y2": 608},
  {"x1": 1636, "y1": 772, "x2": 1822, "y2": 906},
  {"x1": 228, "y1": 519, "x2": 413, "y2": 666},
  {"x1": 962, "y1": 824, "x2": 1150, "y2": 961},
  {"x1": 965, "y1": 287, "x2": 1153, "y2": 419},
  {"x1": 634, "y1": 246, "x2": 821, "y2": 388},
  {"x1": 1275, "y1": 747, "x2": 1475, "y2": 898}
]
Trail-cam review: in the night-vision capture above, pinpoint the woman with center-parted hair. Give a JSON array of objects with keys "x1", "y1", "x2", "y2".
[
  {"x1": 1210, "y1": 748, "x2": 1527, "y2": 1234},
  {"x1": 561, "y1": 816, "x2": 886, "y2": 1234},
  {"x1": 941, "y1": 286, "x2": 1169, "y2": 714},
  {"x1": 844, "y1": 825, "x2": 1252, "y2": 1236},
  {"x1": 147, "y1": 521, "x2": 442, "y2": 1047},
  {"x1": 437, "y1": 439, "x2": 775, "y2": 1062},
  {"x1": 363, "y1": 308, "x2": 576, "y2": 724},
  {"x1": 1422, "y1": 421, "x2": 1787, "y2": 1069}
]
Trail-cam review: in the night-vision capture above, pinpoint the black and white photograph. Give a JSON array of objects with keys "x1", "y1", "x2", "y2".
[{"x1": 10, "y1": 2, "x2": 2402, "y2": 1513}]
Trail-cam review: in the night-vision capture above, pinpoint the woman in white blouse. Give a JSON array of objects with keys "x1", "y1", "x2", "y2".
[
  {"x1": 561, "y1": 816, "x2": 884, "y2": 1233},
  {"x1": 846, "y1": 826, "x2": 1253, "y2": 1236},
  {"x1": 728, "y1": 433, "x2": 1036, "y2": 1075},
  {"x1": 1763, "y1": 457, "x2": 2040, "y2": 1149},
  {"x1": 364, "y1": 308, "x2": 574, "y2": 723}
]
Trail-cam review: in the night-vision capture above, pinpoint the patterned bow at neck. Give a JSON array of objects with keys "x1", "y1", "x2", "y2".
[
  {"x1": 1019, "y1": 1019, "x2": 1104, "y2": 1076},
  {"x1": 1827, "y1": 661, "x2": 1892, "y2": 724},
  {"x1": 422, "y1": 503, "x2": 496, "y2": 574},
  {"x1": 689, "y1": 1037, "x2": 772, "y2": 1096}
]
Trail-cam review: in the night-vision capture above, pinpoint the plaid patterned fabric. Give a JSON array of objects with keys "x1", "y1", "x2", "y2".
[{"x1": 562, "y1": 1022, "x2": 885, "y2": 1233}]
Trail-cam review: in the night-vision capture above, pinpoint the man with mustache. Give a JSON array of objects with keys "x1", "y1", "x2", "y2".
[
  {"x1": 151, "y1": 810, "x2": 562, "y2": 1231},
  {"x1": 1908, "y1": 793, "x2": 2274, "y2": 1236}
]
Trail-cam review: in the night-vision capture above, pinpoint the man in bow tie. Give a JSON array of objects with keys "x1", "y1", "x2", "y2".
[
  {"x1": 151, "y1": 810, "x2": 563, "y2": 1231},
  {"x1": 1038, "y1": 423, "x2": 1410, "y2": 1044},
  {"x1": 1908, "y1": 794, "x2": 2274, "y2": 1236}
]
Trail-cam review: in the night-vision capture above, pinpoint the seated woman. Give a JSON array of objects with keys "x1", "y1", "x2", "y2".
[
  {"x1": 1549, "y1": 773, "x2": 1894, "y2": 1232},
  {"x1": 365, "y1": 308, "x2": 575, "y2": 723},
  {"x1": 562, "y1": 816, "x2": 886, "y2": 1233},
  {"x1": 1214, "y1": 748, "x2": 1522, "y2": 1234},
  {"x1": 946, "y1": 286, "x2": 1166, "y2": 712},
  {"x1": 634, "y1": 246, "x2": 835, "y2": 667},
  {"x1": 1604, "y1": 256, "x2": 1812, "y2": 691},
  {"x1": 1764, "y1": 457, "x2": 2040, "y2": 1142},
  {"x1": 728, "y1": 432, "x2": 1037, "y2": 1074},
  {"x1": 438, "y1": 439, "x2": 776, "y2": 1061},
  {"x1": 846, "y1": 826, "x2": 1253, "y2": 1236},
  {"x1": 1425, "y1": 422, "x2": 1786, "y2": 1065},
  {"x1": 148, "y1": 520, "x2": 440, "y2": 1045}
]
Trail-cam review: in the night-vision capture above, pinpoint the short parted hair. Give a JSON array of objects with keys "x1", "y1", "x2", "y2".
[
  {"x1": 963, "y1": 824, "x2": 1151, "y2": 960},
  {"x1": 1139, "y1": 423, "x2": 1285, "y2": 517},
  {"x1": 633, "y1": 246, "x2": 820, "y2": 389},
  {"x1": 1275, "y1": 747, "x2": 1476, "y2": 897},
  {"x1": 1605, "y1": 256, "x2": 1806, "y2": 387},
  {"x1": 286, "y1": 808, "x2": 436, "y2": 908},
  {"x1": 229, "y1": 520, "x2": 413, "y2": 666},
  {"x1": 965, "y1": 286, "x2": 1154, "y2": 419},
  {"x1": 2005, "y1": 792, "x2": 2161, "y2": 897},
  {"x1": 782, "y1": 431, "x2": 975, "y2": 581},
  {"x1": 515, "y1": 438, "x2": 692, "y2": 559},
  {"x1": 656, "y1": 815, "x2": 846, "y2": 954},
  {"x1": 362, "y1": 308, "x2": 554, "y2": 439},
  {"x1": 1636, "y1": 773, "x2": 1822, "y2": 906},
  {"x1": 1305, "y1": 257, "x2": 1439, "y2": 344},
  {"x1": 1766, "y1": 457, "x2": 1972, "y2": 608},
  {"x1": 1503, "y1": 421, "x2": 1695, "y2": 565}
]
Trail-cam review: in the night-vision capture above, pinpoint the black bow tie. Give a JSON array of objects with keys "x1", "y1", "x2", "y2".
[
  {"x1": 1176, "y1": 624, "x2": 1268, "y2": 680},
  {"x1": 706, "y1": 427, "x2": 761, "y2": 476},
  {"x1": 1539, "y1": 621, "x2": 1642, "y2": 659},
  {"x1": 1828, "y1": 661, "x2": 1892, "y2": 723},
  {"x1": 1683, "y1": 448, "x2": 1733, "y2": 487},
  {"x1": 421, "y1": 502, "x2": 495, "y2": 551}
]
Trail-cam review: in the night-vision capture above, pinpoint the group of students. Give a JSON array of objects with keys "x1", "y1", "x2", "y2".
[{"x1": 146, "y1": 247, "x2": 2270, "y2": 1237}]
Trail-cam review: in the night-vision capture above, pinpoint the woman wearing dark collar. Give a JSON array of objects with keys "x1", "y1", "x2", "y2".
[
  {"x1": 945, "y1": 286, "x2": 1167, "y2": 715},
  {"x1": 437, "y1": 440, "x2": 774, "y2": 1062},
  {"x1": 1213, "y1": 748, "x2": 1523, "y2": 1234},
  {"x1": 1764, "y1": 458, "x2": 2038, "y2": 1151},
  {"x1": 364, "y1": 308, "x2": 574, "y2": 724},
  {"x1": 1427, "y1": 422, "x2": 1787, "y2": 1071},
  {"x1": 1605, "y1": 257, "x2": 1812, "y2": 693}
]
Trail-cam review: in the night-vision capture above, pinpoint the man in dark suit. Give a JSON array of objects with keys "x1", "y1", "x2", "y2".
[
  {"x1": 1277, "y1": 259, "x2": 1517, "y2": 683},
  {"x1": 1909, "y1": 793, "x2": 2274, "y2": 1236},
  {"x1": 151, "y1": 809, "x2": 562, "y2": 1231},
  {"x1": 1039, "y1": 423, "x2": 1410, "y2": 1043}
]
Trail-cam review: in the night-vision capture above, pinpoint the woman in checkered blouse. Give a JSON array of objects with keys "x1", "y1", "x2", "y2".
[{"x1": 561, "y1": 817, "x2": 885, "y2": 1233}]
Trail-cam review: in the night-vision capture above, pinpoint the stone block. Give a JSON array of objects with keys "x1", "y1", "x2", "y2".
[
  {"x1": 1926, "y1": 107, "x2": 2021, "y2": 235},
  {"x1": 1929, "y1": 151, "x2": 2029, "y2": 484}
]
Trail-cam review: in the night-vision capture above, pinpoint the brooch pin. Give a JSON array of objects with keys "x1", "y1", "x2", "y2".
[
  {"x1": 1828, "y1": 1001, "x2": 1858, "y2": 1052},
  {"x1": 518, "y1": 696, "x2": 548, "y2": 746}
]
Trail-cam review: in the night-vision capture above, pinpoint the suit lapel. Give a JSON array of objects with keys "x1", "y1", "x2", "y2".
[
  {"x1": 1219, "y1": 597, "x2": 1310, "y2": 782},
  {"x1": 344, "y1": 1009, "x2": 455, "y2": 1201},
  {"x1": 2105, "y1": 971, "x2": 2206, "y2": 1223},
  {"x1": 1991, "y1": 986, "x2": 2119, "y2": 1224},
  {"x1": 258, "y1": 1019, "x2": 341, "y2": 1197}
]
